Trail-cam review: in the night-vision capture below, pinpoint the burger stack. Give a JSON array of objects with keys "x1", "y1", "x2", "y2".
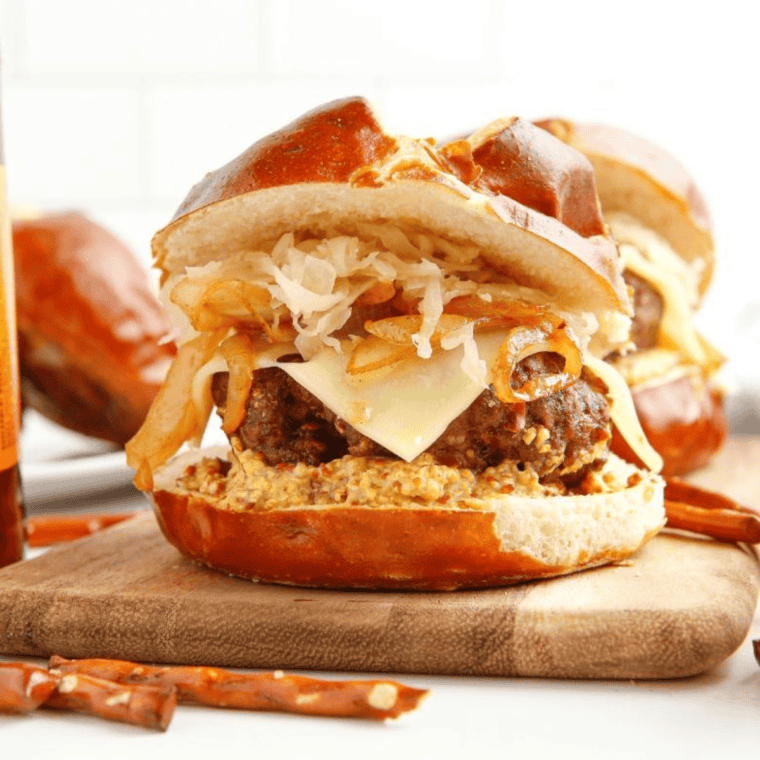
[{"x1": 125, "y1": 97, "x2": 729, "y2": 591}]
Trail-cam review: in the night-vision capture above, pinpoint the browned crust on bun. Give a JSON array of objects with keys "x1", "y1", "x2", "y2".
[
  {"x1": 152, "y1": 492, "x2": 565, "y2": 590},
  {"x1": 536, "y1": 118, "x2": 714, "y2": 297},
  {"x1": 149, "y1": 452, "x2": 665, "y2": 591},
  {"x1": 172, "y1": 97, "x2": 398, "y2": 222},
  {"x1": 151, "y1": 492, "x2": 663, "y2": 591},
  {"x1": 153, "y1": 98, "x2": 630, "y2": 317},
  {"x1": 13, "y1": 211, "x2": 176, "y2": 445},
  {"x1": 610, "y1": 373, "x2": 727, "y2": 477},
  {"x1": 443, "y1": 117, "x2": 606, "y2": 238}
]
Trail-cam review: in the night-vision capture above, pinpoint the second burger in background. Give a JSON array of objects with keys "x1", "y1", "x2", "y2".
[{"x1": 537, "y1": 119, "x2": 728, "y2": 476}]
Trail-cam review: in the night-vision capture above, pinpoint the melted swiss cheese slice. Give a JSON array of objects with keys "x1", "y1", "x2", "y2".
[
  {"x1": 252, "y1": 332, "x2": 662, "y2": 472},
  {"x1": 258, "y1": 332, "x2": 507, "y2": 462}
]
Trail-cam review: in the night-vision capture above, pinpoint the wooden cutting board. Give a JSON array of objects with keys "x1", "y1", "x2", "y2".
[{"x1": 1, "y1": 439, "x2": 759, "y2": 680}]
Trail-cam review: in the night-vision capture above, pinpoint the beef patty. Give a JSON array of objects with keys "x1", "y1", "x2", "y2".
[
  {"x1": 624, "y1": 269, "x2": 664, "y2": 351},
  {"x1": 211, "y1": 352, "x2": 611, "y2": 482}
]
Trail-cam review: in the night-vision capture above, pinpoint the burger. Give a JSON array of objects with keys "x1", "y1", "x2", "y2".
[
  {"x1": 13, "y1": 211, "x2": 176, "y2": 446},
  {"x1": 126, "y1": 97, "x2": 665, "y2": 590},
  {"x1": 537, "y1": 120, "x2": 728, "y2": 476}
]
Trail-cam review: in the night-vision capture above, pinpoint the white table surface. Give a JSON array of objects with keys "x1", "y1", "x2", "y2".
[
  {"x1": 4, "y1": 414, "x2": 760, "y2": 758},
  {"x1": 3, "y1": 628, "x2": 760, "y2": 760}
]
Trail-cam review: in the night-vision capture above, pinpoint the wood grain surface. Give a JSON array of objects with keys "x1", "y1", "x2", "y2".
[{"x1": 1, "y1": 438, "x2": 759, "y2": 680}]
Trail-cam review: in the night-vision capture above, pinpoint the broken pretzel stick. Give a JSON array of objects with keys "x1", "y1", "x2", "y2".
[
  {"x1": 45, "y1": 669, "x2": 176, "y2": 731},
  {"x1": 25, "y1": 512, "x2": 141, "y2": 547},
  {"x1": 0, "y1": 663, "x2": 58, "y2": 715},
  {"x1": 664, "y1": 477, "x2": 760, "y2": 544},
  {"x1": 49, "y1": 656, "x2": 428, "y2": 721}
]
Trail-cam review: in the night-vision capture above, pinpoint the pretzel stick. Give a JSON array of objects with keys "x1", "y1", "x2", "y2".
[
  {"x1": 664, "y1": 478, "x2": 760, "y2": 516},
  {"x1": 49, "y1": 656, "x2": 428, "y2": 720},
  {"x1": 45, "y1": 670, "x2": 176, "y2": 731},
  {"x1": 25, "y1": 512, "x2": 140, "y2": 547},
  {"x1": 663, "y1": 477, "x2": 760, "y2": 544},
  {"x1": 0, "y1": 663, "x2": 58, "y2": 714},
  {"x1": 664, "y1": 500, "x2": 760, "y2": 544}
]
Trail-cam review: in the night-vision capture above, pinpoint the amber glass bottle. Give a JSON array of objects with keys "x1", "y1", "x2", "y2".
[{"x1": 0, "y1": 63, "x2": 24, "y2": 568}]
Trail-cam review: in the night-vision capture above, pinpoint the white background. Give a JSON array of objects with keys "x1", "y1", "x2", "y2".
[{"x1": 2, "y1": 0, "x2": 758, "y2": 357}]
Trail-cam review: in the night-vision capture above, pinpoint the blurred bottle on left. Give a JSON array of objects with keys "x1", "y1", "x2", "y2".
[{"x1": 0, "y1": 55, "x2": 24, "y2": 568}]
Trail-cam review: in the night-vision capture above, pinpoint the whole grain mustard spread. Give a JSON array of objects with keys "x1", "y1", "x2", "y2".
[{"x1": 175, "y1": 442, "x2": 632, "y2": 513}]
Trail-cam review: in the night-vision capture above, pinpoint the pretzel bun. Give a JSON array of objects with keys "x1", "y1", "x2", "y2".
[
  {"x1": 609, "y1": 351, "x2": 727, "y2": 476},
  {"x1": 152, "y1": 448, "x2": 663, "y2": 590},
  {"x1": 13, "y1": 212, "x2": 176, "y2": 445},
  {"x1": 155, "y1": 106, "x2": 629, "y2": 320},
  {"x1": 535, "y1": 119, "x2": 714, "y2": 298},
  {"x1": 537, "y1": 119, "x2": 725, "y2": 475},
  {"x1": 129, "y1": 97, "x2": 666, "y2": 589}
]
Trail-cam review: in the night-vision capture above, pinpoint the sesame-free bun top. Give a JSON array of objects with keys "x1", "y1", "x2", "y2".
[
  {"x1": 537, "y1": 119, "x2": 714, "y2": 299},
  {"x1": 152, "y1": 97, "x2": 631, "y2": 324}
]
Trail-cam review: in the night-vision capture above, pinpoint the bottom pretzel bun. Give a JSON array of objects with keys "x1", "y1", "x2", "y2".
[
  {"x1": 609, "y1": 350, "x2": 727, "y2": 477},
  {"x1": 148, "y1": 447, "x2": 664, "y2": 590}
]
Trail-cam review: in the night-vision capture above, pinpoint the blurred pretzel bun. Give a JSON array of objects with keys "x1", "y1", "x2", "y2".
[
  {"x1": 615, "y1": 355, "x2": 727, "y2": 479},
  {"x1": 13, "y1": 211, "x2": 176, "y2": 446},
  {"x1": 535, "y1": 119, "x2": 714, "y2": 299},
  {"x1": 538, "y1": 119, "x2": 726, "y2": 476},
  {"x1": 129, "y1": 97, "x2": 666, "y2": 590}
]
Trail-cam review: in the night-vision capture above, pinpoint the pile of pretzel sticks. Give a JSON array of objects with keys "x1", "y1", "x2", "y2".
[{"x1": 1, "y1": 656, "x2": 428, "y2": 729}]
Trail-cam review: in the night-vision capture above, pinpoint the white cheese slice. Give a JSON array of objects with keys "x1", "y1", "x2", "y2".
[
  {"x1": 257, "y1": 333, "x2": 508, "y2": 462},
  {"x1": 607, "y1": 213, "x2": 707, "y2": 366}
]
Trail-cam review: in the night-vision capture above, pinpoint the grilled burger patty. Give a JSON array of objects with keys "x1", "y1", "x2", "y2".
[
  {"x1": 624, "y1": 269, "x2": 664, "y2": 351},
  {"x1": 211, "y1": 353, "x2": 611, "y2": 482}
]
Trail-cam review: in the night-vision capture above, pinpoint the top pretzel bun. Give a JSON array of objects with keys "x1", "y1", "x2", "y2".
[
  {"x1": 153, "y1": 97, "x2": 632, "y2": 336},
  {"x1": 536, "y1": 118, "x2": 714, "y2": 302}
]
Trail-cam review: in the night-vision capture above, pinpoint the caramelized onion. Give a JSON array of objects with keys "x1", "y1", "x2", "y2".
[
  {"x1": 346, "y1": 336, "x2": 416, "y2": 380},
  {"x1": 349, "y1": 314, "x2": 472, "y2": 381},
  {"x1": 491, "y1": 327, "x2": 583, "y2": 403},
  {"x1": 357, "y1": 299, "x2": 584, "y2": 403},
  {"x1": 583, "y1": 354, "x2": 664, "y2": 473},
  {"x1": 170, "y1": 276, "x2": 273, "y2": 332},
  {"x1": 219, "y1": 332, "x2": 258, "y2": 434},
  {"x1": 364, "y1": 314, "x2": 470, "y2": 345},
  {"x1": 444, "y1": 294, "x2": 548, "y2": 323},
  {"x1": 126, "y1": 330, "x2": 226, "y2": 489},
  {"x1": 449, "y1": 296, "x2": 584, "y2": 403},
  {"x1": 355, "y1": 280, "x2": 396, "y2": 306}
]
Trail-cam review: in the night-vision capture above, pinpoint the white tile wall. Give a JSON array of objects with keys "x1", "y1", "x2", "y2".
[
  {"x1": 23, "y1": 0, "x2": 262, "y2": 75},
  {"x1": 265, "y1": 0, "x2": 495, "y2": 76},
  {"x1": 0, "y1": 0, "x2": 756, "y2": 367},
  {"x1": 5, "y1": 85, "x2": 142, "y2": 199}
]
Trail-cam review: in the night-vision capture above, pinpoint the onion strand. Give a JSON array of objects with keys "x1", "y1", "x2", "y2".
[{"x1": 126, "y1": 329, "x2": 226, "y2": 488}]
